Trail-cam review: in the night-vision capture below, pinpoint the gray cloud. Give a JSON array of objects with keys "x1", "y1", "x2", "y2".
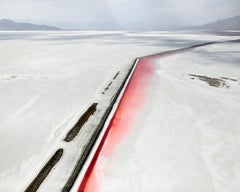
[{"x1": 0, "y1": 0, "x2": 239, "y2": 29}]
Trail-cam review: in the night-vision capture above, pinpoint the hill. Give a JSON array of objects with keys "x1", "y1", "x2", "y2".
[
  {"x1": 0, "y1": 19, "x2": 60, "y2": 30},
  {"x1": 196, "y1": 15, "x2": 240, "y2": 30}
]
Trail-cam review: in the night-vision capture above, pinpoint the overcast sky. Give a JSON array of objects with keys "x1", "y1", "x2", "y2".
[{"x1": 0, "y1": 0, "x2": 239, "y2": 29}]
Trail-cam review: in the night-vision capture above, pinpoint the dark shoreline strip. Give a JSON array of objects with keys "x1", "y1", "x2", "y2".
[
  {"x1": 140, "y1": 39, "x2": 240, "y2": 59},
  {"x1": 24, "y1": 149, "x2": 63, "y2": 192},
  {"x1": 62, "y1": 62, "x2": 137, "y2": 192},
  {"x1": 64, "y1": 103, "x2": 98, "y2": 142}
]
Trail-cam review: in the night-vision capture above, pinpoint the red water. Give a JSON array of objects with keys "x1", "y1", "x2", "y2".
[{"x1": 78, "y1": 57, "x2": 155, "y2": 192}]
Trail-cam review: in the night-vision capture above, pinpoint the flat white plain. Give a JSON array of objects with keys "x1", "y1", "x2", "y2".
[{"x1": 0, "y1": 30, "x2": 239, "y2": 191}]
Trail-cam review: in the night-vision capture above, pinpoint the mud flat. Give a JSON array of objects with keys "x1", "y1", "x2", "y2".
[
  {"x1": 64, "y1": 103, "x2": 98, "y2": 142},
  {"x1": 24, "y1": 149, "x2": 63, "y2": 192}
]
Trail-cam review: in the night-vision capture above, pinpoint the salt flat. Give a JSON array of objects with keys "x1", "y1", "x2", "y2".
[{"x1": 0, "y1": 30, "x2": 239, "y2": 191}]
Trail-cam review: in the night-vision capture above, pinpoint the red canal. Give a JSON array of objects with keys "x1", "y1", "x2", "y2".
[{"x1": 78, "y1": 57, "x2": 156, "y2": 192}]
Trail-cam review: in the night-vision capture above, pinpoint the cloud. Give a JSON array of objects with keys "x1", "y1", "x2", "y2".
[{"x1": 0, "y1": 0, "x2": 239, "y2": 29}]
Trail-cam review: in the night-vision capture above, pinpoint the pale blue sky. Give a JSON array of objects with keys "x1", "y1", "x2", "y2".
[{"x1": 0, "y1": 0, "x2": 239, "y2": 29}]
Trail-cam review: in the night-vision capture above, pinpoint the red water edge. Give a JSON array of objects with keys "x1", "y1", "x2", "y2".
[{"x1": 78, "y1": 57, "x2": 155, "y2": 192}]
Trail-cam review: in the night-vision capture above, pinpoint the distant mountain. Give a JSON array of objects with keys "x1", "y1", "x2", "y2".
[
  {"x1": 195, "y1": 15, "x2": 240, "y2": 30},
  {"x1": 0, "y1": 19, "x2": 60, "y2": 30}
]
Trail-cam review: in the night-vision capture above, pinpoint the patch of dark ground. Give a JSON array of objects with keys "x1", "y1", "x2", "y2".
[
  {"x1": 102, "y1": 71, "x2": 120, "y2": 94},
  {"x1": 24, "y1": 149, "x2": 63, "y2": 192},
  {"x1": 102, "y1": 81, "x2": 113, "y2": 94},
  {"x1": 188, "y1": 74, "x2": 240, "y2": 88},
  {"x1": 113, "y1": 71, "x2": 120, "y2": 80},
  {"x1": 64, "y1": 103, "x2": 98, "y2": 142}
]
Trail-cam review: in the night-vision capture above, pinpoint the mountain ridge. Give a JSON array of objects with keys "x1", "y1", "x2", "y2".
[
  {"x1": 0, "y1": 19, "x2": 60, "y2": 30},
  {"x1": 194, "y1": 15, "x2": 240, "y2": 30}
]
